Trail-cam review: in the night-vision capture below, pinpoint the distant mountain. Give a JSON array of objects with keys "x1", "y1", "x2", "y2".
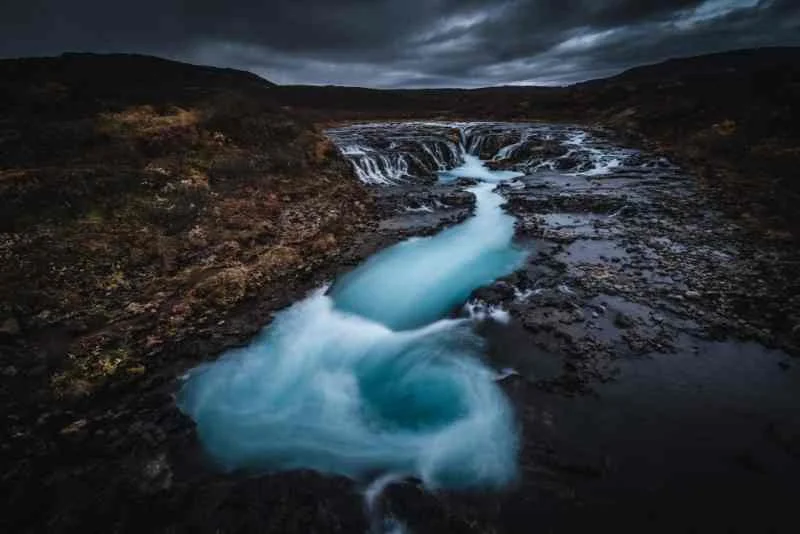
[
  {"x1": 0, "y1": 53, "x2": 275, "y2": 117},
  {"x1": 580, "y1": 46, "x2": 800, "y2": 87},
  {"x1": 2, "y1": 51, "x2": 275, "y2": 86}
]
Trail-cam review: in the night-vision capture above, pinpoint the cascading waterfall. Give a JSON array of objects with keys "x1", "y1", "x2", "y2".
[
  {"x1": 355, "y1": 153, "x2": 410, "y2": 185},
  {"x1": 419, "y1": 140, "x2": 461, "y2": 171},
  {"x1": 327, "y1": 123, "x2": 467, "y2": 185},
  {"x1": 326, "y1": 122, "x2": 636, "y2": 184},
  {"x1": 494, "y1": 129, "x2": 533, "y2": 161}
]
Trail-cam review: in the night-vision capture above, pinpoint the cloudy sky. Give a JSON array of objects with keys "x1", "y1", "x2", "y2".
[{"x1": 1, "y1": 0, "x2": 798, "y2": 87}]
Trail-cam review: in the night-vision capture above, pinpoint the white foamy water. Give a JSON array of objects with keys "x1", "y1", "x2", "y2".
[
  {"x1": 438, "y1": 154, "x2": 524, "y2": 183},
  {"x1": 179, "y1": 290, "x2": 518, "y2": 489},
  {"x1": 328, "y1": 121, "x2": 640, "y2": 184}
]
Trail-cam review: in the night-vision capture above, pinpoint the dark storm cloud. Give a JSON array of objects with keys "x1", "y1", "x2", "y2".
[{"x1": 0, "y1": 0, "x2": 798, "y2": 87}]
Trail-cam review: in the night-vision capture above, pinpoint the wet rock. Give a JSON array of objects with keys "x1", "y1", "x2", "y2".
[
  {"x1": 474, "y1": 132, "x2": 522, "y2": 159},
  {"x1": 60, "y1": 419, "x2": 88, "y2": 436},
  {"x1": 451, "y1": 177, "x2": 480, "y2": 188},
  {"x1": 516, "y1": 139, "x2": 568, "y2": 162},
  {"x1": 441, "y1": 191, "x2": 475, "y2": 207},
  {"x1": 0, "y1": 317, "x2": 21, "y2": 337},
  {"x1": 139, "y1": 453, "x2": 173, "y2": 493},
  {"x1": 485, "y1": 160, "x2": 516, "y2": 171},
  {"x1": 472, "y1": 281, "x2": 517, "y2": 304},
  {"x1": 553, "y1": 156, "x2": 581, "y2": 171},
  {"x1": 613, "y1": 313, "x2": 635, "y2": 329}
]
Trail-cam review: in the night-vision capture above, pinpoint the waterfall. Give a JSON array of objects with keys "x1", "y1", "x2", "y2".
[
  {"x1": 348, "y1": 153, "x2": 411, "y2": 185},
  {"x1": 327, "y1": 122, "x2": 641, "y2": 185}
]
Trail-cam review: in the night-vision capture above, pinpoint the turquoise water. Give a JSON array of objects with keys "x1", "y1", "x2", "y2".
[
  {"x1": 178, "y1": 158, "x2": 526, "y2": 491},
  {"x1": 332, "y1": 183, "x2": 524, "y2": 330},
  {"x1": 438, "y1": 154, "x2": 524, "y2": 183}
]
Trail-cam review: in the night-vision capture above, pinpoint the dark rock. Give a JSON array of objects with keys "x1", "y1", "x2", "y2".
[
  {"x1": 613, "y1": 312, "x2": 635, "y2": 329},
  {"x1": 0, "y1": 317, "x2": 21, "y2": 337}
]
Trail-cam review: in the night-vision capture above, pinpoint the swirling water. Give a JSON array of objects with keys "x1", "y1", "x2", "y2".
[
  {"x1": 178, "y1": 288, "x2": 519, "y2": 488},
  {"x1": 178, "y1": 129, "x2": 527, "y2": 528}
]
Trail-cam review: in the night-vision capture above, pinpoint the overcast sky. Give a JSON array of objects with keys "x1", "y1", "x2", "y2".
[{"x1": 1, "y1": 0, "x2": 798, "y2": 87}]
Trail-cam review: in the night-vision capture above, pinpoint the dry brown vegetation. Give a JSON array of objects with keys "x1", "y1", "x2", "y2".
[{"x1": 0, "y1": 56, "x2": 374, "y2": 403}]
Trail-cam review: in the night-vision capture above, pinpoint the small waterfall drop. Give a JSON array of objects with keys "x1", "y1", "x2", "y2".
[{"x1": 326, "y1": 122, "x2": 640, "y2": 183}]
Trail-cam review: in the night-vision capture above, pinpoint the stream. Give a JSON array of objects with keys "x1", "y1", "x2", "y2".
[{"x1": 179, "y1": 126, "x2": 534, "y2": 531}]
